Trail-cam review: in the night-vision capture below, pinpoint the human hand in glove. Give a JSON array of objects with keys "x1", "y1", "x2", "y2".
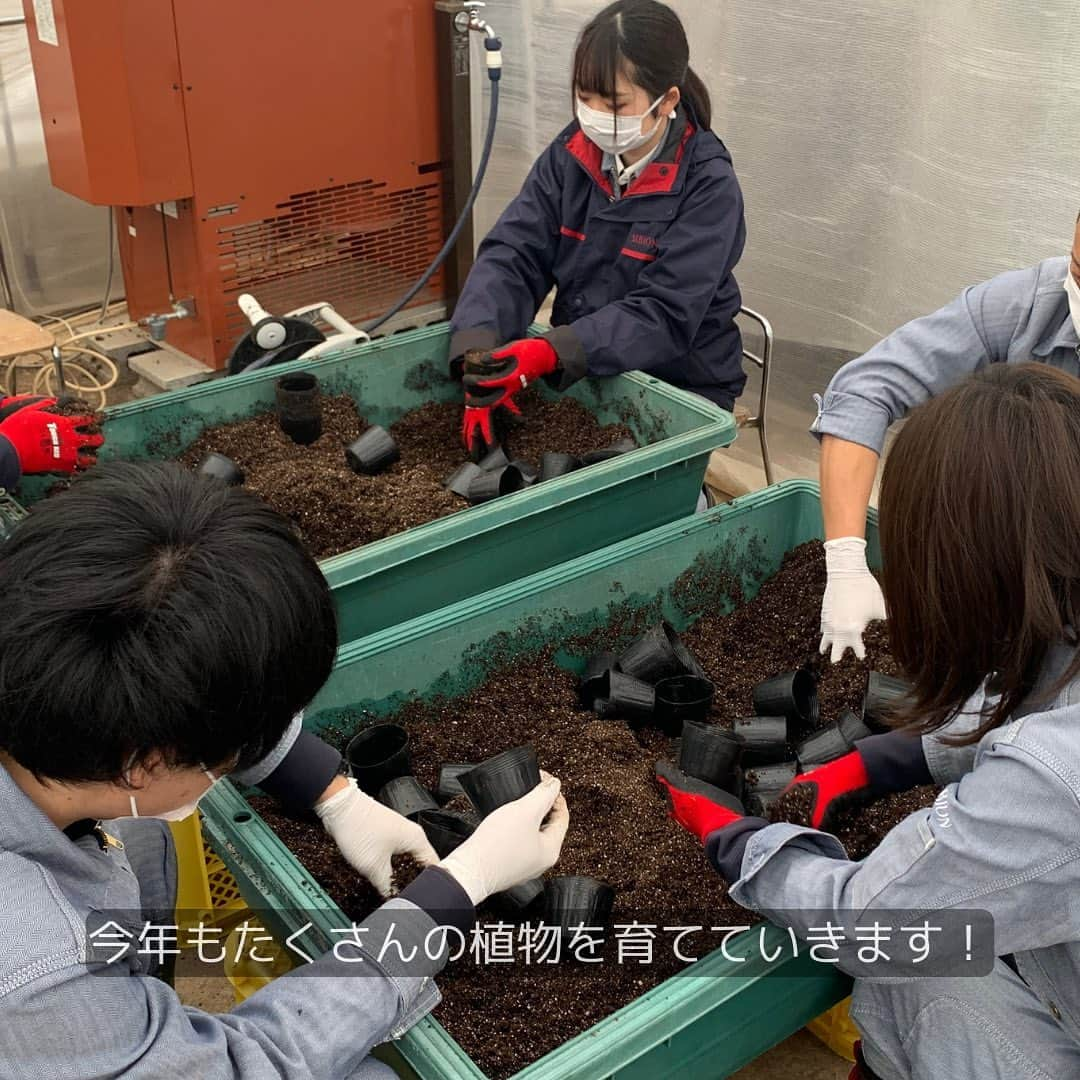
[
  {"x1": 463, "y1": 339, "x2": 559, "y2": 412},
  {"x1": 0, "y1": 395, "x2": 103, "y2": 475},
  {"x1": 438, "y1": 772, "x2": 569, "y2": 905},
  {"x1": 819, "y1": 537, "x2": 887, "y2": 663},
  {"x1": 781, "y1": 750, "x2": 873, "y2": 831},
  {"x1": 314, "y1": 777, "x2": 439, "y2": 896},
  {"x1": 655, "y1": 761, "x2": 746, "y2": 843}
]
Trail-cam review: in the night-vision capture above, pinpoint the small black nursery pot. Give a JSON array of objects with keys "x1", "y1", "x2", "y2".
[
  {"x1": 732, "y1": 716, "x2": 792, "y2": 766},
  {"x1": 543, "y1": 875, "x2": 616, "y2": 934},
  {"x1": 655, "y1": 676, "x2": 715, "y2": 735},
  {"x1": 345, "y1": 425, "x2": 400, "y2": 475},
  {"x1": 539, "y1": 452, "x2": 580, "y2": 481},
  {"x1": 593, "y1": 671, "x2": 656, "y2": 725},
  {"x1": 678, "y1": 719, "x2": 743, "y2": 789},
  {"x1": 345, "y1": 724, "x2": 411, "y2": 795},
  {"x1": 377, "y1": 776, "x2": 439, "y2": 820},
  {"x1": 795, "y1": 724, "x2": 852, "y2": 771},
  {"x1": 477, "y1": 445, "x2": 510, "y2": 471},
  {"x1": 862, "y1": 671, "x2": 914, "y2": 731},
  {"x1": 435, "y1": 762, "x2": 477, "y2": 804},
  {"x1": 617, "y1": 621, "x2": 705, "y2": 683},
  {"x1": 459, "y1": 745, "x2": 541, "y2": 816},
  {"x1": 580, "y1": 437, "x2": 637, "y2": 465},
  {"x1": 751, "y1": 669, "x2": 818, "y2": 729},
  {"x1": 510, "y1": 459, "x2": 539, "y2": 486},
  {"x1": 578, "y1": 651, "x2": 620, "y2": 709},
  {"x1": 444, "y1": 461, "x2": 484, "y2": 499},
  {"x1": 466, "y1": 464, "x2": 524, "y2": 505},
  {"x1": 416, "y1": 809, "x2": 477, "y2": 858},
  {"x1": 743, "y1": 759, "x2": 799, "y2": 815},
  {"x1": 197, "y1": 452, "x2": 245, "y2": 486},
  {"x1": 838, "y1": 708, "x2": 873, "y2": 745},
  {"x1": 274, "y1": 372, "x2": 322, "y2": 445},
  {"x1": 498, "y1": 877, "x2": 546, "y2": 913}
]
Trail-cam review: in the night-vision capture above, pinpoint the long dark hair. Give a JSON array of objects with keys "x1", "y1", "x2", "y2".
[
  {"x1": 880, "y1": 363, "x2": 1080, "y2": 743},
  {"x1": 572, "y1": 0, "x2": 712, "y2": 129}
]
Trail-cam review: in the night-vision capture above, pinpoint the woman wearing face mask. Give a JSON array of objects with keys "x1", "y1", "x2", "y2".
[{"x1": 449, "y1": 0, "x2": 746, "y2": 456}]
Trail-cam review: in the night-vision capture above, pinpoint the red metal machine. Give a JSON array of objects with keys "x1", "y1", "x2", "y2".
[{"x1": 21, "y1": 0, "x2": 475, "y2": 370}]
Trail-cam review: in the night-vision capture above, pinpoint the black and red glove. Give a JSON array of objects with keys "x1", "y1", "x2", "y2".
[
  {"x1": 782, "y1": 750, "x2": 873, "y2": 831},
  {"x1": 0, "y1": 395, "x2": 103, "y2": 476},
  {"x1": 655, "y1": 761, "x2": 746, "y2": 843}
]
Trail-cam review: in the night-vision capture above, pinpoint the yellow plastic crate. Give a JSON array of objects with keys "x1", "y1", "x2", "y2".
[
  {"x1": 223, "y1": 922, "x2": 295, "y2": 1003},
  {"x1": 169, "y1": 812, "x2": 248, "y2": 932},
  {"x1": 807, "y1": 995, "x2": 858, "y2": 1062}
]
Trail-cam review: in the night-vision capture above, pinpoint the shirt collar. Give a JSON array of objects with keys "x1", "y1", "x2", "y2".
[{"x1": 602, "y1": 109, "x2": 677, "y2": 190}]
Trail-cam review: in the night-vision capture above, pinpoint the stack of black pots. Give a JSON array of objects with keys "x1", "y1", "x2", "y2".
[
  {"x1": 344, "y1": 723, "x2": 442, "y2": 821},
  {"x1": 578, "y1": 621, "x2": 714, "y2": 736}
]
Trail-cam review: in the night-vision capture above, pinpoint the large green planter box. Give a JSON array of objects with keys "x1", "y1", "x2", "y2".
[
  {"x1": 202, "y1": 480, "x2": 868, "y2": 1079},
  {"x1": 23, "y1": 323, "x2": 734, "y2": 640}
]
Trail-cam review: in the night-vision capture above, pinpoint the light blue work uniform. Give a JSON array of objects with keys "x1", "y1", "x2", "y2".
[
  {"x1": 729, "y1": 645, "x2": 1080, "y2": 1079},
  {"x1": 812, "y1": 255, "x2": 1080, "y2": 452}
]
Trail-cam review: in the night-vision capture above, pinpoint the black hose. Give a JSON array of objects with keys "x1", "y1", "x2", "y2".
[{"x1": 362, "y1": 68, "x2": 501, "y2": 336}]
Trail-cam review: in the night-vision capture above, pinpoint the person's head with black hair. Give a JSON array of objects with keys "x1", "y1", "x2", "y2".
[
  {"x1": 573, "y1": 0, "x2": 712, "y2": 154},
  {"x1": 0, "y1": 461, "x2": 337, "y2": 823}
]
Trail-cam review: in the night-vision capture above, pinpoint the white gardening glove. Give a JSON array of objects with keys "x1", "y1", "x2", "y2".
[
  {"x1": 314, "y1": 777, "x2": 438, "y2": 897},
  {"x1": 819, "y1": 537, "x2": 887, "y2": 663},
  {"x1": 437, "y1": 772, "x2": 570, "y2": 906}
]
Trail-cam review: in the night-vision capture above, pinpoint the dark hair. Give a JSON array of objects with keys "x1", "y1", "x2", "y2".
[
  {"x1": 572, "y1": 0, "x2": 712, "y2": 129},
  {"x1": 0, "y1": 461, "x2": 338, "y2": 782},
  {"x1": 880, "y1": 363, "x2": 1080, "y2": 743}
]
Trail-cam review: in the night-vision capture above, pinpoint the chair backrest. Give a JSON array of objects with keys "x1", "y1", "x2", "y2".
[{"x1": 736, "y1": 306, "x2": 774, "y2": 485}]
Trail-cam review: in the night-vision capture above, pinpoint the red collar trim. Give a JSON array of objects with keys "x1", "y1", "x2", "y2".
[{"x1": 565, "y1": 123, "x2": 695, "y2": 199}]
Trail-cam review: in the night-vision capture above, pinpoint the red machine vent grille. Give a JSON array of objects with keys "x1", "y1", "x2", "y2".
[{"x1": 217, "y1": 176, "x2": 446, "y2": 339}]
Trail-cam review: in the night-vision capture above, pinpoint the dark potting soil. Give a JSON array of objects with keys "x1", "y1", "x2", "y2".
[
  {"x1": 178, "y1": 391, "x2": 636, "y2": 559},
  {"x1": 246, "y1": 542, "x2": 938, "y2": 1077}
]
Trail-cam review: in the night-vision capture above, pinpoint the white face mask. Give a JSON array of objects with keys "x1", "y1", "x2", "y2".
[
  {"x1": 576, "y1": 93, "x2": 669, "y2": 156},
  {"x1": 126, "y1": 763, "x2": 222, "y2": 821},
  {"x1": 1065, "y1": 269, "x2": 1080, "y2": 337}
]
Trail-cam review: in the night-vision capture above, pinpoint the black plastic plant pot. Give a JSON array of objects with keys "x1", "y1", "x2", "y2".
[
  {"x1": 580, "y1": 437, "x2": 638, "y2": 465},
  {"x1": 459, "y1": 745, "x2": 541, "y2": 816},
  {"x1": 377, "y1": 775, "x2": 439, "y2": 820},
  {"x1": 435, "y1": 762, "x2": 476, "y2": 803},
  {"x1": 578, "y1": 650, "x2": 619, "y2": 708},
  {"x1": 732, "y1": 716, "x2": 792, "y2": 766},
  {"x1": 274, "y1": 372, "x2": 323, "y2": 445},
  {"x1": 743, "y1": 760, "x2": 799, "y2": 814},
  {"x1": 751, "y1": 669, "x2": 818, "y2": 729},
  {"x1": 617, "y1": 620, "x2": 703, "y2": 683},
  {"x1": 678, "y1": 719, "x2": 743, "y2": 789},
  {"x1": 444, "y1": 461, "x2": 484, "y2": 500},
  {"x1": 510, "y1": 459, "x2": 539, "y2": 486},
  {"x1": 838, "y1": 708, "x2": 873, "y2": 745},
  {"x1": 197, "y1": 452, "x2": 245, "y2": 486},
  {"x1": 345, "y1": 724, "x2": 411, "y2": 795},
  {"x1": 416, "y1": 809, "x2": 477, "y2": 859},
  {"x1": 594, "y1": 670, "x2": 656, "y2": 725},
  {"x1": 477, "y1": 445, "x2": 510, "y2": 471},
  {"x1": 543, "y1": 875, "x2": 616, "y2": 934},
  {"x1": 498, "y1": 877, "x2": 546, "y2": 913},
  {"x1": 539, "y1": 452, "x2": 580, "y2": 481},
  {"x1": 345, "y1": 425, "x2": 400, "y2": 475},
  {"x1": 863, "y1": 671, "x2": 914, "y2": 731},
  {"x1": 795, "y1": 724, "x2": 853, "y2": 771},
  {"x1": 654, "y1": 675, "x2": 715, "y2": 735},
  {"x1": 466, "y1": 464, "x2": 524, "y2": 505}
]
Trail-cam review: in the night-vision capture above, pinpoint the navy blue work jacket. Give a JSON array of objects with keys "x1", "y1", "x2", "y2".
[{"x1": 448, "y1": 109, "x2": 747, "y2": 409}]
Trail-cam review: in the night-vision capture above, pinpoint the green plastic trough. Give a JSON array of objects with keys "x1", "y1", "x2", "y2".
[
  {"x1": 21, "y1": 322, "x2": 735, "y2": 640},
  {"x1": 202, "y1": 481, "x2": 871, "y2": 1079}
]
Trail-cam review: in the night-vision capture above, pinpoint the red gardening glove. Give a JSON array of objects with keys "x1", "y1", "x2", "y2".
[
  {"x1": 0, "y1": 395, "x2": 103, "y2": 475},
  {"x1": 782, "y1": 750, "x2": 872, "y2": 831},
  {"x1": 461, "y1": 402, "x2": 499, "y2": 457},
  {"x1": 462, "y1": 338, "x2": 559, "y2": 412},
  {"x1": 655, "y1": 761, "x2": 745, "y2": 844}
]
